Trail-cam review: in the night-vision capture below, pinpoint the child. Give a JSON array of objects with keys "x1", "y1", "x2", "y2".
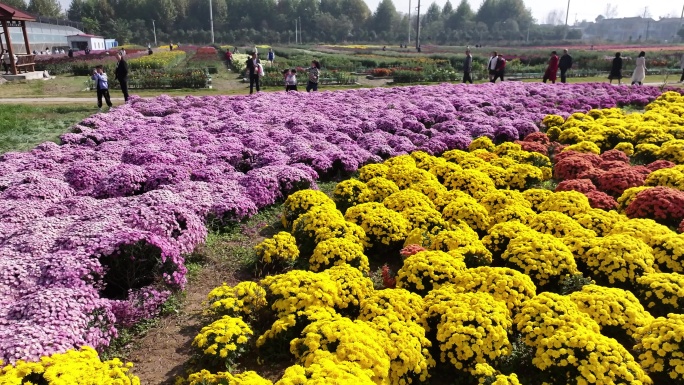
[
  {"x1": 284, "y1": 68, "x2": 297, "y2": 92},
  {"x1": 92, "y1": 65, "x2": 113, "y2": 112}
]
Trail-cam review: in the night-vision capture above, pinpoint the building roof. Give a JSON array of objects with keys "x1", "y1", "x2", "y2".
[
  {"x1": 0, "y1": 2, "x2": 36, "y2": 21},
  {"x1": 66, "y1": 34, "x2": 104, "y2": 38}
]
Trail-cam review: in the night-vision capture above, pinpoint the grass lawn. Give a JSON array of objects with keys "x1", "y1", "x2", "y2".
[{"x1": 0, "y1": 104, "x2": 94, "y2": 153}]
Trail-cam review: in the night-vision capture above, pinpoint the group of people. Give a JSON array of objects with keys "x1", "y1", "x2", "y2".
[
  {"x1": 607, "y1": 51, "x2": 649, "y2": 86},
  {"x1": 90, "y1": 49, "x2": 129, "y2": 111},
  {"x1": 244, "y1": 49, "x2": 319, "y2": 94},
  {"x1": 542, "y1": 50, "x2": 574, "y2": 84}
]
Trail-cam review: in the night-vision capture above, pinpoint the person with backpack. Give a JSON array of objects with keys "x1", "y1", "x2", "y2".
[{"x1": 92, "y1": 65, "x2": 113, "y2": 111}]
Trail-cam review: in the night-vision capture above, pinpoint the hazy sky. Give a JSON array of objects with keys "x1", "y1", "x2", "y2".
[{"x1": 367, "y1": 0, "x2": 681, "y2": 24}]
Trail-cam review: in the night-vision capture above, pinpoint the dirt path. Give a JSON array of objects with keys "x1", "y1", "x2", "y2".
[{"x1": 128, "y1": 267, "x2": 229, "y2": 384}]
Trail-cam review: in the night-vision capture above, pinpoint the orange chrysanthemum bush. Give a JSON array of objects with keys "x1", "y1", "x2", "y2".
[
  {"x1": 500, "y1": 231, "x2": 579, "y2": 290},
  {"x1": 578, "y1": 234, "x2": 656, "y2": 289},
  {"x1": 395, "y1": 250, "x2": 467, "y2": 296}
]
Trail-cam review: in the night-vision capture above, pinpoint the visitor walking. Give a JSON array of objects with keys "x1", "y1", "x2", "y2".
[
  {"x1": 631, "y1": 51, "x2": 647, "y2": 86},
  {"x1": 491, "y1": 54, "x2": 506, "y2": 83},
  {"x1": 92, "y1": 65, "x2": 113, "y2": 112},
  {"x1": 306, "y1": 60, "x2": 321, "y2": 92},
  {"x1": 284, "y1": 68, "x2": 297, "y2": 91},
  {"x1": 246, "y1": 52, "x2": 261, "y2": 94},
  {"x1": 488, "y1": 51, "x2": 498, "y2": 82},
  {"x1": 543, "y1": 51, "x2": 559, "y2": 84},
  {"x1": 559, "y1": 49, "x2": 573, "y2": 83},
  {"x1": 679, "y1": 53, "x2": 684, "y2": 83},
  {"x1": 609, "y1": 52, "x2": 623, "y2": 85},
  {"x1": 68, "y1": 48, "x2": 73, "y2": 58},
  {"x1": 225, "y1": 50, "x2": 233, "y2": 65},
  {"x1": 267, "y1": 48, "x2": 275, "y2": 66},
  {"x1": 169, "y1": 44, "x2": 173, "y2": 51},
  {"x1": 463, "y1": 49, "x2": 473, "y2": 84},
  {"x1": 114, "y1": 52, "x2": 129, "y2": 102}
]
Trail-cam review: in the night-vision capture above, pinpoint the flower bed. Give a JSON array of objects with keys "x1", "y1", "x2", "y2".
[
  {"x1": 0, "y1": 83, "x2": 667, "y2": 363},
  {"x1": 181, "y1": 145, "x2": 681, "y2": 384},
  {"x1": 128, "y1": 50, "x2": 186, "y2": 70}
]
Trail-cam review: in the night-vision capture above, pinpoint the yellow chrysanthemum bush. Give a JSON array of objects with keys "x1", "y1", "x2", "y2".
[
  {"x1": 408, "y1": 179, "x2": 448, "y2": 201},
  {"x1": 469, "y1": 136, "x2": 496, "y2": 152},
  {"x1": 358, "y1": 163, "x2": 389, "y2": 182},
  {"x1": 260, "y1": 270, "x2": 340, "y2": 318},
  {"x1": 332, "y1": 178, "x2": 368, "y2": 211},
  {"x1": 538, "y1": 190, "x2": 593, "y2": 217},
  {"x1": 427, "y1": 228, "x2": 492, "y2": 267},
  {"x1": 432, "y1": 189, "x2": 478, "y2": 212},
  {"x1": 344, "y1": 202, "x2": 410, "y2": 251},
  {"x1": 449, "y1": 267, "x2": 537, "y2": 317},
  {"x1": 529, "y1": 210, "x2": 592, "y2": 238},
  {"x1": 504, "y1": 163, "x2": 545, "y2": 190},
  {"x1": 400, "y1": 205, "x2": 449, "y2": 234},
  {"x1": 470, "y1": 363, "x2": 522, "y2": 385},
  {"x1": 410, "y1": 150, "x2": 440, "y2": 170},
  {"x1": 573, "y1": 208, "x2": 625, "y2": 236},
  {"x1": 500, "y1": 231, "x2": 579, "y2": 290},
  {"x1": 522, "y1": 188, "x2": 553, "y2": 212},
  {"x1": 254, "y1": 231, "x2": 300, "y2": 267},
  {"x1": 385, "y1": 164, "x2": 437, "y2": 190},
  {"x1": 644, "y1": 167, "x2": 684, "y2": 191},
  {"x1": 635, "y1": 272, "x2": 684, "y2": 317},
  {"x1": 657, "y1": 139, "x2": 684, "y2": 164},
  {"x1": 205, "y1": 281, "x2": 268, "y2": 320},
  {"x1": 358, "y1": 288, "x2": 424, "y2": 323},
  {"x1": 396, "y1": 250, "x2": 467, "y2": 295},
  {"x1": 383, "y1": 189, "x2": 436, "y2": 212},
  {"x1": 281, "y1": 190, "x2": 336, "y2": 230},
  {"x1": 308, "y1": 237, "x2": 369, "y2": 273},
  {"x1": 578, "y1": 234, "x2": 656, "y2": 289},
  {"x1": 477, "y1": 164, "x2": 511, "y2": 189},
  {"x1": 291, "y1": 205, "x2": 346, "y2": 255},
  {"x1": 442, "y1": 198, "x2": 491, "y2": 235},
  {"x1": 192, "y1": 315, "x2": 253, "y2": 368},
  {"x1": 289, "y1": 315, "x2": 391, "y2": 383},
  {"x1": 633, "y1": 314, "x2": 684, "y2": 383},
  {"x1": 309, "y1": 219, "x2": 366, "y2": 249},
  {"x1": 568, "y1": 284, "x2": 654, "y2": 342},
  {"x1": 608, "y1": 218, "x2": 674, "y2": 247},
  {"x1": 0, "y1": 347, "x2": 140, "y2": 385},
  {"x1": 185, "y1": 370, "x2": 273, "y2": 385},
  {"x1": 481, "y1": 221, "x2": 535, "y2": 259},
  {"x1": 275, "y1": 350, "x2": 375, "y2": 385},
  {"x1": 324, "y1": 264, "x2": 374, "y2": 315},
  {"x1": 443, "y1": 168, "x2": 497, "y2": 199},
  {"x1": 433, "y1": 292, "x2": 513, "y2": 371},
  {"x1": 357, "y1": 177, "x2": 400, "y2": 203},
  {"x1": 650, "y1": 233, "x2": 684, "y2": 273},
  {"x1": 490, "y1": 204, "x2": 536, "y2": 226}
]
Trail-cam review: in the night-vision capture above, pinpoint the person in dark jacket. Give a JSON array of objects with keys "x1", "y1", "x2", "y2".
[
  {"x1": 463, "y1": 49, "x2": 473, "y2": 84},
  {"x1": 491, "y1": 54, "x2": 506, "y2": 83},
  {"x1": 114, "y1": 52, "x2": 129, "y2": 102},
  {"x1": 609, "y1": 52, "x2": 623, "y2": 85},
  {"x1": 559, "y1": 49, "x2": 573, "y2": 83},
  {"x1": 246, "y1": 52, "x2": 261, "y2": 94}
]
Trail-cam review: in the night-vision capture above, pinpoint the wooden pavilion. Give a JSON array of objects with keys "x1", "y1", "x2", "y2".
[{"x1": 0, "y1": 2, "x2": 35, "y2": 75}]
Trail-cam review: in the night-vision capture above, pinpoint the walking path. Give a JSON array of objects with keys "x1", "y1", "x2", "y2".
[{"x1": 0, "y1": 97, "x2": 127, "y2": 103}]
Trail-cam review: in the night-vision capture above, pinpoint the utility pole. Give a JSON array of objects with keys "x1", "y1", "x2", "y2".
[
  {"x1": 299, "y1": 17, "x2": 302, "y2": 43},
  {"x1": 408, "y1": 0, "x2": 411, "y2": 47},
  {"x1": 295, "y1": 19, "x2": 298, "y2": 44},
  {"x1": 152, "y1": 20, "x2": 157, "y2": 46},
  {"x1": 209, "y1": 0, "x2": 215, "y2": 43},
  {"x1": 565, "y1": 0, "x2": 570, "y2": 26},
  {"x1": 415, "y1": 0, "x2": 421, "y2": 51}
]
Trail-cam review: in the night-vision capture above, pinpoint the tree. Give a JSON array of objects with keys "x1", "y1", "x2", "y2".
[
  {"x1": 476, "y1": 0, "x2": 533, "y2": 31},
  {"x1": 27, "y1": 0, "x2": 61, "y2": 17},
  {"x1": 545, "y1": 9, "x2": 564, "y2": 25},
  {"x1": 152, "y1": 0, "x2": 178, "y2": 31},
  {"x1": 442, "y1": 0, "x2": 453, "y2": 17},
  {"x1": 445, "y1": 0, "x2": 473, "y2": 30},
  {"x1": 4, "y1": 0, "x2": 28, "y2": 11},
  {"x1": 604, "y1": 3, "x2": 618, "y2": 19},
  {"x1": 81, "y1": 16, "x2": 100, "y2": 34},
  {"x1": 423, "y1": 2, "x2": 441, "y2": 26},
  {"x1": 373, "y1": 0, "x2": 398, "y2": 38}
]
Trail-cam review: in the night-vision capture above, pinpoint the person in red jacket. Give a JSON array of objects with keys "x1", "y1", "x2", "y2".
[
  {"x1": 491, "y1": 54, "x2": 506, "y2": 83},
  {"x1": 543, "y1": 51, "x2": 560, "y2": 84}
]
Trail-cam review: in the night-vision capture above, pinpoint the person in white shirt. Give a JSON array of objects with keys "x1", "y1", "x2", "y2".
[
  {"x1": 284, "y1": 68, "x2": 297, "y2": 91},
  {"x1": 2, "y1": 50, "x2": 9, "y2": 74},
  {"x1": 488, "y1": 51, "x2": 498, "y2": 82}
]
